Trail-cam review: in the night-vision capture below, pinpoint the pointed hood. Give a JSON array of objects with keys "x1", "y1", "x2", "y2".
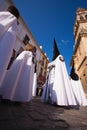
[
  {"x1": 70, "y1": 62, "x2": 79, "y2": 80},
  {"x1": 52, "y1": 38, "x2": 60, "y2": 61}
]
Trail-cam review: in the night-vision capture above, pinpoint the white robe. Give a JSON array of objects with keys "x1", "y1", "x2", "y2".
[
  {"x1": 0, "y1": 51, "x2": 35, "y2": 102},
  {"x1": 41, "y1": 60, "x2": 55, "y2": 102},
  {"x1": 0, "y1": 11, "x2": 18, "y2": 86},
  {"x1": 32, "y1": 73, "x2": 37, "y2": 96},
  {"x1": 41, "y1": 55, "x2": 79, "y2": 106},
  {"x1": 70, "y1": 78, "x2": 87, "y2": 106}
]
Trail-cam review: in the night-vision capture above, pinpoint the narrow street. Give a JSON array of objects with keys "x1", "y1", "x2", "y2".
[{"x1": 0, "y1": 96, "x2": 87, "y2": 130}]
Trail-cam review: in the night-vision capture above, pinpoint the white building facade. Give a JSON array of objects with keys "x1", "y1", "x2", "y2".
[{"x1": 0, "y1": 0, "x2": 49, "y2": 95}]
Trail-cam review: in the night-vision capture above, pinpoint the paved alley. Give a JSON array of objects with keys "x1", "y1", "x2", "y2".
[{"x1": 0, "y1": 97, "x2": 87, "y2": 130}]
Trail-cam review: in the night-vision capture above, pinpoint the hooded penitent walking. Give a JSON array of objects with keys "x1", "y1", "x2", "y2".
[
  {"x1": 70, "y1": 63, "x2": 87, "y2": 106},
  {"x1": 41, "y1": 38, "x2": 87, "y2": 106},
  {"x1": 0, "y1": 44, "x2": 36, "y2": 102}
]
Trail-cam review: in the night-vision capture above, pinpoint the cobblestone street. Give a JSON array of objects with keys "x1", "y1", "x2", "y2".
[{"x1": 0, "y1": 96, "x2": 87, "y2": 130}]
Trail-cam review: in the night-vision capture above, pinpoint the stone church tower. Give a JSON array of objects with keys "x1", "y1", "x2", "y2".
[{"x1": 70, "y1": 8, "x2": 87, "y2": 96}]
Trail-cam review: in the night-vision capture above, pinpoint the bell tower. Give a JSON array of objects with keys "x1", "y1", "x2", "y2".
[{"x1": 71, "y1": 8, "x2": 87, "y2": 96}]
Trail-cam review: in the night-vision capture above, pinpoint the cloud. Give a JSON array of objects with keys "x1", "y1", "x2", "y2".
[{"x1": 61, "y1": 40, "x2": 71, "y2": 45}]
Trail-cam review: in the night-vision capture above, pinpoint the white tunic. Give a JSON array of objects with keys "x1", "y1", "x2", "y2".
[
  {"x1": 70, "y1": 78, "x2": 87, "y2": 106},
  {"x1": 41, "y1": 55, "x2": 80, "y2": 106},
  {"x1": 0, "y1": 11, "x2": 18, "y2": 86},
  {"x1": 0, "y1": 51, "x2": 34, "y2": 102},
  {"x1": 32, "y1": 73, "x2": 37, "y2": 96}
]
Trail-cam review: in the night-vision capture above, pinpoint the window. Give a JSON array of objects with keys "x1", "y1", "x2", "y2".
[
  {"x1": 23, "y1": 34, "x2": 30, "y2": 45},
  {"x1": 80, "y1": 16, "x2": 84, "y2": 21},
  {"x1": 83, "y1": 74, "x2": 86, "y2": 76},
  {"x1": 42, "y1": 57, "x2": 44, "y2": 66},
  {"x1": 85, "y1": 15, "x2": 87, "y2": 20}
]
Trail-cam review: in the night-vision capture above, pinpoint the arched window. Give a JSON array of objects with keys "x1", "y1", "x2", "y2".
[
  {"x1": 85, "y1": 15, "x2": 87, "y2": 20},
  {"x1": 80, "y1": 16, "x2": 84, "y2": 21}
]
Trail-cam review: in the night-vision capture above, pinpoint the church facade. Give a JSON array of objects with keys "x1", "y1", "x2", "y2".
[{"x1": 70, "y1": 8, "x2": 87, "y2": 97}]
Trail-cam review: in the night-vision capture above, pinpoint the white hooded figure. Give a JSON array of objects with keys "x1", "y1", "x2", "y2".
[
  {"x1": 0, "y1": 5, "x2": 20, "y2": 87},
  {"x1": 41, "y1": 60, "x2": 55, "y2": 102},
  {"x1": 0, "y1": 50, "x2": 35, "y2": 102},
  {"x1": 0, "y1": 44, "x2": 37, "y2": 102},
  {"x1": 70, "y1": 63, "x2": 87, "y2": 106},
  {"x1": 41, "y1": 54, "x2": 78, "y2": 106},
  {"x1": 41, "y1": 38, "x2": 87, "y2": 106},
  {"x1": 32, "y1": 73, "x2": 37, "y2": 96},
  {"x1": 32, "y1": 50, "x2": 37, "y2": 97}
]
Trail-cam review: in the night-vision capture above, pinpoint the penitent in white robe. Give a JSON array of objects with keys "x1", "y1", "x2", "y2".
[
  {"x1": 0, "y1": 11, "x2": 18, "y2": 87},
  {"x1": 70, "y1": 78, "x2": 87, "y2": 106},
  {"x1": 32, "y1": 73, "x2": 37, "y2": 96},
  {"x1": 41, "y1": 55, "x2": 80, "y2": 106},
  {"x1": 0, "y1": 51, "x2": 35, "y2": 102}
]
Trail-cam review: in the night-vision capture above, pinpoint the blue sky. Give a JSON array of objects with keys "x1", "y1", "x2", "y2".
[{"x1": 12, "y1": 0, "x2": 87, "y2": 74}]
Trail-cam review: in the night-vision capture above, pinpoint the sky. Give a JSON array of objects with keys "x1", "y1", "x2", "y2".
[{"x1": 12, "y1": 0, "x2": 87, "y2": 74}]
